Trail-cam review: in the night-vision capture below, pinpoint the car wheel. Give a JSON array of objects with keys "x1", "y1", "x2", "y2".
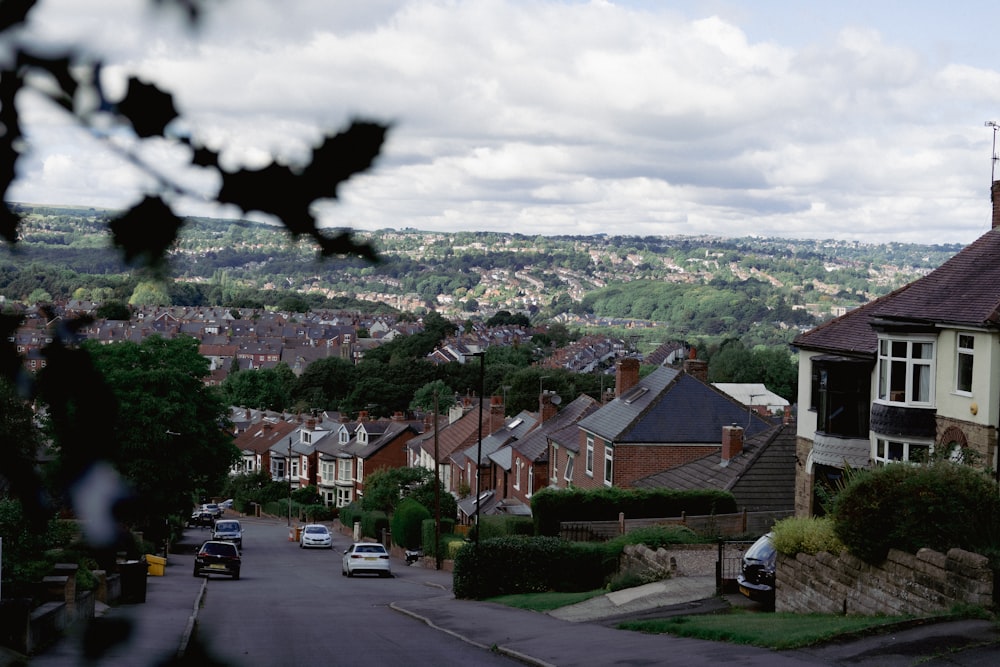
[
  {"x1": 341, "y1": 568, "x2": 346, "y2": 577},
  {"x1": 233, "y1": 571, "x2": 240, "y2": 580},
  {"x1": 299, "y1": 542, "x2": 304, "y2": 548},
  {"x1": 193, "y1": 569, "x2": 200, "y2": 577},
  {"x1": 346, "y1": 568, "x2": 353, "y2": 577}
]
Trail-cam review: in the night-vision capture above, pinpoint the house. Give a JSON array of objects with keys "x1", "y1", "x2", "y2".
[
  {"x1": 633, "y1": 422, "x2": 797, "y2": 530},
  {"x1": 791, "y1": 183, "x2": 1000, "y2": 516},
  {"x1": 344, "y1": 414, "x2": 422, "y2": 501},
  {"x1": 229, "y1": 417, "x2": 298, "y2": 477},
  {"x1": 498, "y1": 392, "x2": 602, "y2": 507},
  {"x1": 572, "y1": 356, "x2": 775, "y2": 489},
  {"x1": 712, "y1": 383, "x2": 790, "y2": 419}
]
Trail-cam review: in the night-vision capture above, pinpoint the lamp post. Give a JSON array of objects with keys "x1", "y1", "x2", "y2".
[
  {"x1": 433, "y1": 389, "x2": 441, "y2": 570},
  {"x1": 472, "y1": 351, "x2": 485, "y2": 548}
]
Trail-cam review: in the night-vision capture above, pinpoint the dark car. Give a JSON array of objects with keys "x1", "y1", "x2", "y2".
[
  {"x1": 188, "y1": 510, "x2": 215, "y2": 528},
  {"x1": 193, "y1": 540, "x2": 241, "y2": 579},
  {"x1": 737, "y1": 532, "x2": 776, "y2": 607}
]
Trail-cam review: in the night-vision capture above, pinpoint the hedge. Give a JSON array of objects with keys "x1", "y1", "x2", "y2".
[{"x1": 531, "y1": 486, "x2": 738, "y2": 536}]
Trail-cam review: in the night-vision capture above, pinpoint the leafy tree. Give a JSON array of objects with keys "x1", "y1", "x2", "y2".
[
  {"x1": 95, "y1": 300, "x2": 132, "y2": 320},
  {"x1": 410, "y1": 380, "x2": 457, "y2": 413},
  {"x1": 128, "y1": 279, "x2": 171, "y2": 306},
  {"x1": 291, "y1": 356, "x2": 358, "y2": 410},
  {"x1": 56, "y1": 335, "x2": 239, "y2": 544}
]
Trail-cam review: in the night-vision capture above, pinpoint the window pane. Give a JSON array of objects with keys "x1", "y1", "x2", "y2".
[
  {"x1": 887, "y1": 441, "x2": 904, "y2": 461},
  {"x1": 957, "y1": 352, "x2": 973, "y2": 392},
  {"x1": 912, "y1": 342, "x2": 933, "y2": 359},
  {"x1": 912, "y1": 363, "x2": 930, "y2": 402},
  {"x1": 891, "y1": 341, "x2": 907, "y2": 357}
]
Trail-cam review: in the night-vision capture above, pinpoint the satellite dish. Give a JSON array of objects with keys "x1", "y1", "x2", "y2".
[{"x1": 551, "y1": 395, "x2": 562, "y2": 405}]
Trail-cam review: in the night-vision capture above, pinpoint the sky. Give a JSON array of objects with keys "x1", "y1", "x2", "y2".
[{"x1": 6, "y1": 0, "x2": 1000, "y2": 245}]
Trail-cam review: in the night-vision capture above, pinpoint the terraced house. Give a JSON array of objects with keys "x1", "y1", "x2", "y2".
[{"x1": 792, "y1": 183, "x2": 1000, "y2": 515}]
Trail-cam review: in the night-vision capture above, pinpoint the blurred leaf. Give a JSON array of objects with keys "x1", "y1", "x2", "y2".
[
  {"x1": 108, "y1": 195, "x2": 185, "y2": 268},
  {"x1": 0, "y1": 69, "x2": 23, "y2": 244},
  {"x1": 117, "y1": 77, "x2": 179, "y2": 138},
  {"x1": 0, "y1": 0, "x2": 36, "y2": 33}
]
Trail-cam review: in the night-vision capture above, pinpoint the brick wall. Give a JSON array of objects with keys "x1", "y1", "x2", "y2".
[
  {"x1": 794, "y1": 435, "x2": 813, "y2": 517},
  {"x1": 614, "y1": 444, "x2": 718, "y2": 487},
  {"x1": 777, "y1": 547, "x2": 993, "y2": 615}
]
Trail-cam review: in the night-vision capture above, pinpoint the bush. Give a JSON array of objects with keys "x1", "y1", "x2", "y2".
[
  {"x1": 453, "y1": 536, "x2": 614, "y2": 599},
  {"x1": 391, "y1": 497, "x2": 431, "y2": 548},
  {"x1": 360, "y1": 510, "x2": 389, "y2": 541},
  {"x1": 478, "y1": 515, "x2": 534, "y2": 540},
  {"x1": 606, "y1": 525, "x2": 705, "y2": 551},
  {"x1": 531, "y1": 487, "x2": 737, "y2": 536},
  {"x1": 771, "y1": 516, "x2": 843, "y2": 557},
  {"x1": 833, "y1": 462, "x2": 1000, "y2": 564},
  {"x1": 421, "y1": 518, "x2": 457, "y2": 556}
]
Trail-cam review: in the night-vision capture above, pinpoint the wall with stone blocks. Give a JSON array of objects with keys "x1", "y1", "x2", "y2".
[{"x1": 777, "y1": 546, "x2": 993, "y2": 615}]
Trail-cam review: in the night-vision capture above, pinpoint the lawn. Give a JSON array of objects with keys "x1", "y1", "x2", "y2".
[
  {"x1": 485, "y1": 589, "x2": 607, "y2": 612},
  {"x1": 617, "y1": 610, "x2": 959, "y2": 650}
]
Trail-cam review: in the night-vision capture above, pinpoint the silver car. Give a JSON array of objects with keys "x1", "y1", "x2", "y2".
[
  {"x1": 212, "y1": 519, "x2": 243, "y2": 550},
  {"x1": 299, "y1": 524, "x2": 333, "y2": 549}
]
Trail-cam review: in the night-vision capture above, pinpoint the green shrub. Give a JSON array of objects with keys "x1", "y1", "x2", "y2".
[
  {"x1": 452, "y1": 536, "x2": 614, "y2": 599},
  {"x1": 833, "y1": 462, "x2": 1000, "y2": 563},
  {"x1": 360, "y1": 510, "x2": 389, "y2": 540},
  {"x1": 531, "y1": 487, "x2": 737, "y2": 536},
  {"x1": 606, "y1": 525, "x2": 705, "y2": 551},
  {"x1": 391, "y1": 497, "x2": 431, "y2": 548},
  {"x1": 607, "y1": 568, "x2": 662, "y2": 592},
  {"x1": 420, "y1": 518, "x2": 456, "y2": 556},
  {"x1": 771, "y1": 516, "x2": 843, "y2": 557},
  {"x1": 478, "y1": 515, "x2": 534, "y2": 540},
  {"x1": 339, "y1": 502, "x2": 361, "y2": 530}
]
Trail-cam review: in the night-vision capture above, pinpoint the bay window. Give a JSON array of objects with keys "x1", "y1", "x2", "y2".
[{"x1": 877, "y1": 337, "x2": 935, "y2": 406}]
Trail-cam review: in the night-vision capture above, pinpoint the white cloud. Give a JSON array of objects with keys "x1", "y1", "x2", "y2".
[{"x1": 6, "y1": 0, "x2": 999, "y2": 244}]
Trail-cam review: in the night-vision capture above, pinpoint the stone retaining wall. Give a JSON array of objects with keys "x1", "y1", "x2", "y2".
[
  {"x1": 620, "y1": 543, "x2": 717, "y2": 578},
  {"x1": 777, "y1": 547, "x2": 994, "y2": 615}
]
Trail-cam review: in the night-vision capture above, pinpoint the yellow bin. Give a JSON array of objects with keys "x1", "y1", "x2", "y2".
[{"x1": 146, "y1": 554, "x2": 166, "y2": 576}]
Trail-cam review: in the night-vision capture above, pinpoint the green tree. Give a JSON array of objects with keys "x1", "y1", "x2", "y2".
[
  {"x1": 128, "y1": 279, "x2": 171, "y2": 306},
  {"x1": 70, "y1": 335, "x2": 239, "y2": 544},
  {"x1": 410, "y1": 380, "x2": 457, "y2": 413}
]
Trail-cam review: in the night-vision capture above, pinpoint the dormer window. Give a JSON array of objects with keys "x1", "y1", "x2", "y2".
[{"x1": 877, "y1": 337, "x2": 935, "y2": 407}]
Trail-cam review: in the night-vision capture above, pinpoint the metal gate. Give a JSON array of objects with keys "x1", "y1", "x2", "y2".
[{"x1": 717, "y1": 540, "x2": 754, "y2": 593}]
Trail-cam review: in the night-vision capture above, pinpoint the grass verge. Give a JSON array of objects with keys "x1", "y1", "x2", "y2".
[
  {"x1": 485, "y1": 589, "x2": 606, "y2": 612},
  {"x1": 616, "y1": 609, "x2": 983, "y2": 650}
]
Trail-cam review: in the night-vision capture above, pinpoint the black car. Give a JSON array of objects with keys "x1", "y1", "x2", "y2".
[
  {"x1": 736, "y1": 532, "x2": 776, "y2": 607},
  {"x1": 193, "y1": 540, "x2": 241, "y2": 579}
]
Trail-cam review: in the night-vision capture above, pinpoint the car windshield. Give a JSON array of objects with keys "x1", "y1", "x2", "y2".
[
  {"x1": 306, "y1": 526, "x2": 327, "y2": 534},
  {"x1": 744, "y1": 534, "x2": 776, "y2": 564},
  {"x1": 355, "y1": 545, "x2": 386, "y2": 554},
  {"x1": 216, "y1": 522, "x2": 238, "y2": 531},
  {"x1": 201, "y1": 543, "x2": 238, "y2": 557}
]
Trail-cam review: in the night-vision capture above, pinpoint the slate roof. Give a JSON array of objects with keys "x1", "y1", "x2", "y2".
[
  {"x1": 461, "y1": 411, "x2": 538, "y2": 465},
  {"x1": 577, "y1": 366, "x2": 774, "y2": 444},
  {"x1": 510, "y1": 394, "x2": 601, "y2": 462},
  {"x1": 632, "y1": 422, "x2": 796, "y2": 513},
  {"x1": 794, "y1": 229, "x2": 1000, "y2": 355}
]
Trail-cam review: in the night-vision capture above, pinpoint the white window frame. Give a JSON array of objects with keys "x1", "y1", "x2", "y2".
[
  {"x1": 956, "y1": 333, "x2": 974, "y2": 395},
  {"x1": 872, "y1": 437, "x2": 933, "y2": 465},
  {"x1": 337, "y1": 459, "x2": 352, "y2": 483},
  {"x1": 335, "y1": 487, "x2": 352, "y2": 507},
  {"x1": 527, "y1": 465, "x2": 534, "y2": 497},
  {"x1": 514, "y1": 459, "x2": 522, "y2": 490},
  {"x1": 564, "y1": 454, "x2": 575, "y2": 484},
  {"x1": 585, "y1": 436, "x2": 594, "y2": 476},
  {"x1": 356, "y1": 458, "x2": 364, "y2": 482},
  {"x1": 550, "y1": 444, "x2": 558, "y2": 481},
  {"x1": 877, "y1": 336, "x2": 936, "y2": 407},
  {"x1": 603, "y1": 445, "x2": 613, "y2": 487}
]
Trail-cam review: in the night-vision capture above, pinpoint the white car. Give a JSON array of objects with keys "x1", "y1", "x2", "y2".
[
  {"x1": 299, "y1": 524, "x2": 333, "y2": 549},
  {"x1": 342, "y1": 542, "x2": 392, "y2": 577}
]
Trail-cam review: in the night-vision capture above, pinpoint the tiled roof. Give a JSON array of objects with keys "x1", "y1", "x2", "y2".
[
  {"x1": 578, "y1": 367, "x2": 773, "y2": 444},
  {"x1": 795, "y1": 229, "x2": 1000, "y2": 355},
  {"x1": 633, "y1": 422, "x2": 796, "y2": 513},
  {"x1": 511, "y1": 394, "x2": 601, "y2": 462}
]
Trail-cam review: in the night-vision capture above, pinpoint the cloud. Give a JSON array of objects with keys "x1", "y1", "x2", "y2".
[{"x1": 6, "y1": 0, "x2": 999, "y2": 244}]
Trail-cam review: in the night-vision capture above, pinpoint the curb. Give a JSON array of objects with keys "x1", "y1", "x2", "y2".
[
  {"x1": 388, "y1": 600, "x2": 555, "y2": 667},
  {"x1": 177, "y1": 577, "x2": 207, "y2": 660}
]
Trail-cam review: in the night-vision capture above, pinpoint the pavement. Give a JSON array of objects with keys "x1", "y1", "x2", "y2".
[{"x1": 5, "y1": 524, "x2": 999, "y2": 667}]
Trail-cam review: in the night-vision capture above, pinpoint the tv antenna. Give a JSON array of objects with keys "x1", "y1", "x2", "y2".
[{"x1": 985, "y1": 121, "x2": 1000, "y2": 186}]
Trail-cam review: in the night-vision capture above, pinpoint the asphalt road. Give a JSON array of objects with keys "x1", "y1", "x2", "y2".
[{"x1": 190, "y1": 516, "x2": 516, "y2": 666}]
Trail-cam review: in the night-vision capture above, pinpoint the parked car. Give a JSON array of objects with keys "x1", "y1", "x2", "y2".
[
  {"x1": 188, "y1": 509, "x2": 215, "y2": 528},
  {"x1": 342, "y1": 542, "x2": 392, "y2": 577},
  {"x1": 193, "y1": 540, "x2": 241, "y2": 580},
  {"x1": 737, "y1": 532, "x2": 776, "y2": 608},
  {"x1": 212, "y1": 519, "x2": 243, "y2": 550},
  {"x1": 300, "y1": 524, "x2": 333, "y2": 549},
  {"x1": 200, "y1": 503, "x2": 223, "y2": 519}
]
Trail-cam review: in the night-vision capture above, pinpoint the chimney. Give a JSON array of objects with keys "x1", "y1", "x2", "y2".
[
  {"x1": 490, "y1": 394, "x2": 504, "y2": 416},
  {"x1": 683, "y1": 348, "x2": 708, "y2": 383},
  {"x1": 990, "y1": 180, "x2": 1000, "y2": 228},
  {"x1": 615, "y1": 358, "x2": 641, "y2": 397},
  {"x1": 539, "y1": 390, "x2": 559, "y2": 423},
  {"x1": 721, "y1": 424, "x2": 744, "y2": 463},
  {"x1": 392, "y1": 411, "x2": 405, "y2": 421},
  {"x1": 305, "y1": 418, "x2": 316, "y2": 430},
  {"x1": 357, "y1": 410, "x2": 369, "y2": 423},
  {"x1": 783, "y1": 405, "x2": 792, "y2": 424}
]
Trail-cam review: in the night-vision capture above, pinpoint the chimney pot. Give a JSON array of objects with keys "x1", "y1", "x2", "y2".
[
  {"x1": 615, "y1": 358, "x2": 641, "y2": 397},
  {"x1": 721, "y1": 425, "x2": 744, "y2": 462}
]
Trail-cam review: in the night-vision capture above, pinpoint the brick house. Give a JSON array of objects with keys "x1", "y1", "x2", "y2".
[
  {"x1": 792, "y1": 183, "x2": 1000, "y2": 516},
  {"x1": 572, "y1": 357, "x2": 774, "y2": 489}
]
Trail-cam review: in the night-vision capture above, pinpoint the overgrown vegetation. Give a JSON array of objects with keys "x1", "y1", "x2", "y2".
[
  {"x1": 831, "y1": 462, "x2": 1000, "y2": 565},
  {"x1": 771, "y1": 516, "x2": 844, "y2": 557}
]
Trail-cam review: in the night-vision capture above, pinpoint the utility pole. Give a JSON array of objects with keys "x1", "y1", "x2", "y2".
[
  {"x1": 287, "y1": 436, "x2": 292, "y2": 527},
  {"x1": 433, "y1": 390, "x2": 441, "y2": 570},
  {"x1": 473, "y1": 351, "x2": 485, "y2": 548}
]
